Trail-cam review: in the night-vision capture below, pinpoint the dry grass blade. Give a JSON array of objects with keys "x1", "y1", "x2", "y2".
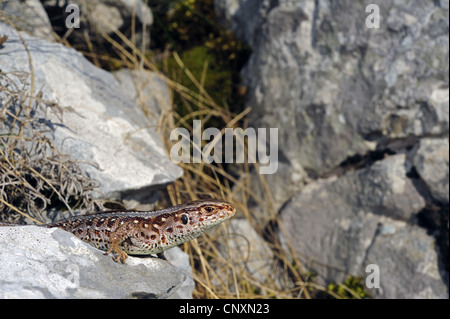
[
  {"x1": 0, "y1": 71, "x2": 98, "y2": 224},
  {"x1": 0, "y1": 198, "x2": 42, "y2": 224},
  {"x1": 152, "y1": 56, "x2": 324, "y2": 298}
]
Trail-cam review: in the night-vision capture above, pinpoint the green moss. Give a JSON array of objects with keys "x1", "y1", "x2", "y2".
[
  {"x1": 165, "y1": 45, "x2": 232, "y2": 114},
  {"x1": 327, "y1": 276, "x2": 371, "y2": 299},
  {"x1": 150, "y1": 0, "x2": 251, "y2": 126}
]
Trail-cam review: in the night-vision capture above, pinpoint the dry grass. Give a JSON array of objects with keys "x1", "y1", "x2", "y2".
[
  {"x1": 0, "y1": 70, "x2": 100, "y2": 224},
  {"x1": 0, "y1": 9, "x2": 102, "y2": 224}
]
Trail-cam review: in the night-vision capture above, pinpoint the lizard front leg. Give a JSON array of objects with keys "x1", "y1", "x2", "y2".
[{"x1": 105, "y1": 228, "x2": 130, "y2": 264}]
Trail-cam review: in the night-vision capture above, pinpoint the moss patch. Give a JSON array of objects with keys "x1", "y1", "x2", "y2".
[
  {"x1": 150, "y1": 0, "x2": 251, "y2": 125},
  {"x1": 327, "y1": 276, "x2": 372, "y2": 299}
]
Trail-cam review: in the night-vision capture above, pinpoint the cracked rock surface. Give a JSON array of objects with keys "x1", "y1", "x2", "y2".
[
  {"x1": 216, "y1": 0, "x2": 449, "y2": 298},
  {"x1": 278, "y1": 155, "x2": 446, "y2": 298}
]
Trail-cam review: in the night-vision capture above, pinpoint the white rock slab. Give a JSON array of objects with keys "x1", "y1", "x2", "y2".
[
  {"x1": 0, "y1": 225, "x2": 187, "y2": 299},
  {"x1": 0, "y1": 23, "x2": 182, "y2": 197}
]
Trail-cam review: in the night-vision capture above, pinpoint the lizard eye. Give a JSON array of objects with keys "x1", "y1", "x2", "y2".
[
  {"x1": 202, "y1": 206, "x2": 217, "y2": 214},
  {"x1": 181, "y1": 214, "x2": 189, "y2": 225}
]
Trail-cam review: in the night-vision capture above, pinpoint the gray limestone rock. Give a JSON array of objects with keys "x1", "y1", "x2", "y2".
[
  {"x1": 227, "y1": 218, "x2": 277, "y2": 285},
  {"x1": 0, "y1": 225, "x2": 186, "y2": 298},
  {"x1": 41, "y1": 0, "x2": 153, "y2": 51},
  {"x1": 215, "y1": 0, "x2": 449, "y2": 298},
  {"x1": 0, "y1": 22, "x2": 183, "y2": 199},
  {"x1": 216, "y1": 0, "x2": 449, "y2": 176},
  {"x1": 0, "y1": 0, "x2": 54, "y2": 41},
  {"x1": 113, "y1": 68, "x2": 171, "y2": 124},
  {"x1": 413, "y1": 137, "x2": 449, "y2": 204},
  {"x1": 364, "y1": 220, "x2": 448, "y2": 299},
  {"x1": 278, "y1": 155, "x2": 448, "y2": 298},
  {"x1": 165, "y1": 247, "x2": 195, "y2": 299}
]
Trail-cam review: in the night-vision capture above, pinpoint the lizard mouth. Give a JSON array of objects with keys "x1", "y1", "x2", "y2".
[
  {"x1": 222, "y1": 207, "x2": 236, "y2": 221},
  {"x1": 224, "y1": 205, "x2": 236, "y2": 216}
]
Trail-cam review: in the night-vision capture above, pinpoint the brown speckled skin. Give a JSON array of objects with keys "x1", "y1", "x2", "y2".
[{"x1": 47, "y1": 199, "x2": 236, "y2": 263}]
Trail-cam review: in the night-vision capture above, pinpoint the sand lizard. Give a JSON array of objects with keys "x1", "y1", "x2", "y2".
[{"x1": 1, "y1": 199, "x2": 236, "y2": 263}]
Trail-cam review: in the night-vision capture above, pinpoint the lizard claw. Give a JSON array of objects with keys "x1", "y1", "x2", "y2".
[{"x1": 105, "y1": 246, "x2": 128, "y2": 264}]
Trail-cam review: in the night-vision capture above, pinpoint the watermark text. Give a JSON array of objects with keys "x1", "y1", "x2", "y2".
[{"x1": 170, "y1": 120, "x2": 278, "y2": 174}]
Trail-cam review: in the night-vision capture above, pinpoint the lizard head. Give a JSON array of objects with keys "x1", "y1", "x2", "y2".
[
  {"x1": 179, "y1": 198, "x2": 236, "y2": 232},
  {"x1": 149, "y1": 198, "x2": 236, "y2": 251}
]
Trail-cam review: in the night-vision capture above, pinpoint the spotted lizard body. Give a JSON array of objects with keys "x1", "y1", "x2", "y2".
[{"x1": 2, "y1": 199, "x2": 236, "y2": 263}]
